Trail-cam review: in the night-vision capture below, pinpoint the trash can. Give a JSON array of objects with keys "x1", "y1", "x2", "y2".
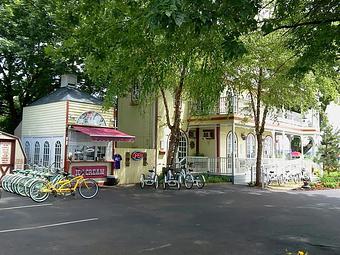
[{"x1": 105, "y1": 175, "x2": 118, "y2": 186}]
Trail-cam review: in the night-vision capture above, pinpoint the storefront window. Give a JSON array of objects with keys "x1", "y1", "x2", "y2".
[
  {"x1": 25, "y1": 141, "x2": 31, "y2": 164},
  {"x1": 84, "y1": 146, "x2": 95, "y2": 160},
  {"x1": 96, "y1": 146, "x2": 106, "y2": 160},
  {"x1": 54, "y1": 141, "x2": 62, "y2": 169},
  {"x1": 34, "y1": 142, "x2": 40, "y2": 165},
  {"x1": 71, "y1": 145, "x2": 105, "y2": 161},
  {"x1": 43, "y1": 141, "x2": 50, "y2": 167}
]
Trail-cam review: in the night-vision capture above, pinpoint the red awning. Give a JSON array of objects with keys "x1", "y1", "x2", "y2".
[{"x1": 72, "y1": 125, "x2": 135, "y2": 142}]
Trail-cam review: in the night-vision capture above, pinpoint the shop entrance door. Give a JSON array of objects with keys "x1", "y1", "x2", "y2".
[{"x1": 0, "y1": 140, "x2": 15, "y2": 183}]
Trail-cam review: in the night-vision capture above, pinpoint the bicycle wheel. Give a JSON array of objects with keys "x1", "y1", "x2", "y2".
[
  {"x1": 78, "y1": 179, "x2": 98, "y2": 199},
  {"x1": 176, "y1": 181, "x2": 181, "y2": 190},
  {"x1": 184, "y1": 175, "x2": 194, "y2": 189},
  {"x1": 196, "y1": 175, "x2": 205, "y2": 189},
  {"x1": 154, "y1": 175, "x2": 159, "y2": 189},
  {"x1": 29, "y1": 180, "x2": 49, "y2": 203},
  {"x1": 17, "y1": 177, "x2": 30, "y2": 196},
  {"x1": 140, "y1": 174, "x2": 145, "y2": 189}
]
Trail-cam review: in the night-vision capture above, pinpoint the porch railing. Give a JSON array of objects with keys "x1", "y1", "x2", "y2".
[
  {"x1": 182, "y1": 156, "x2": 321, "y2": 184},
  {"x1": 191, "y1": 97, "x2": 319, "y2": 128}
]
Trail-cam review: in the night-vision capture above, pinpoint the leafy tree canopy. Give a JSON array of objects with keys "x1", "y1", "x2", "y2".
[
  {"x1": 52, "y1": 0, "x2": 261, "y2": 165},
  {"x1": 262, "y1": 0, "x2": 339, "y2": 75},
  {"x1": 0, "y1": 0, "x2": 102, "y2": 133},
  {"x1": 53, "y1": 0, "x2": 260, "y2": 107}
]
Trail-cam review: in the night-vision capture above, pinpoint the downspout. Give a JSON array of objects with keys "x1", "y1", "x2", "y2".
[
  {"x1": 231, "y1": 92, "x2": 236, "y2": 184},
  {"x1": 64, "y1": 101, "x2": 69, "y2": 172}
]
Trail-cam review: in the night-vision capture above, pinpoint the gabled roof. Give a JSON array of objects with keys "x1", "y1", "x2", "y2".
[{"x1": 29, "y1": 87, "x2": 102, "y2": 106}]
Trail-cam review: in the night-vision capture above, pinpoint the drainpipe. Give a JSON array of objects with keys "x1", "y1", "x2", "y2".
[
  {"x1": 154, "y1": 98, "x2": 158, "y2": 174},
  {"x1": 231, "y1": 92, "x2": 236, "y2": 184}
]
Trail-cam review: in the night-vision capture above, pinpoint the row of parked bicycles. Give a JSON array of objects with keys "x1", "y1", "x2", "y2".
[
  {"x1": 263, "y1": 167, "x2": 311, "y2": 186},
  {"x1": 1, "y1": 164, "x2": 99, "y2": 203},
  {"x1": 140, "y1": 167, "x2": 206, "y2": 190}
]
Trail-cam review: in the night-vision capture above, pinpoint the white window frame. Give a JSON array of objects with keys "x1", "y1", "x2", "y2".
[
  {"x1": 25, "y1": 141, "x2": 31, "y2": 164},
  {"x1": 43, "y1": 141, "x2": 50, "y2": 167},
  {"x1": 246, "y1": 133, "x2": 256, "y2": 159},
  {"x1": 54, "y1": 141, "x2": 62, "y2": 169},
  {"x1": 177, "y1": 132, "x2": 188, "y2": 164},
  {"x1": 34, "y1": 142, "x2": 40, "y2": 165}
]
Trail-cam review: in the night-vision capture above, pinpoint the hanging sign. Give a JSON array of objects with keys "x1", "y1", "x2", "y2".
[
  {"x1": 0, "y1": 142, "x2": 12, "y2": 165},
  {"x1": 71, "y1": 165, "x2": 107, "y2": 178},
  {"x1": 131, "y1": 151, "x2": 143, "y2": 161}
]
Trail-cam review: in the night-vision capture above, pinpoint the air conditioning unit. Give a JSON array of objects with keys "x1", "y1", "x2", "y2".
[{"x1": 203, "y1": 130, "x2": 214, "y2": 139}]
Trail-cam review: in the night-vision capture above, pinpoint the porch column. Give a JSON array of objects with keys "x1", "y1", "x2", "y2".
[{"x1": 216, "y1": 125, "x2": 220, "y2": 174}]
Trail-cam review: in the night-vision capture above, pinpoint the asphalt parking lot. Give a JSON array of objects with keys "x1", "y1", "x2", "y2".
[{"x1": 0, "y1": 184, "x2": 340, "y2": 255}]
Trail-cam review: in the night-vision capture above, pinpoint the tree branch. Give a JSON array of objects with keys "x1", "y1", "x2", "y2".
[{"x1": 265, "y1": 18, "x2": 340, "y2": 35}]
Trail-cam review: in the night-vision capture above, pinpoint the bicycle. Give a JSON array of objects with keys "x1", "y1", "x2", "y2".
[
  {"x1": 140, "y1": 167, "x2": 159, "y2": 189},
  {"x1": 179, "y1": 167, "x2": 206, "y2": 189},
  {"x1": 163, "y1": 167, "x2": 181, "y2": 190},
  {"x1": 29, "y1": 171, "x2": 99, "y2": 203}
]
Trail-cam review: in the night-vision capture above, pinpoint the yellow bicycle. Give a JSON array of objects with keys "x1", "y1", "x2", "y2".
[{"x1": 29, "y1": 172, "x2": 99, "y2": 203}]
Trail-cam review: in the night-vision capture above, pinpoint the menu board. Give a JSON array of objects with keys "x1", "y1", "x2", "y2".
[{"x1": 0, "y1": 142, "x2": 12, "y2": 165}]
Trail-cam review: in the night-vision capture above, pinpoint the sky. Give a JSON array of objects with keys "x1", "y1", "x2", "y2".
[{"x1": 326, "y1": 101, "x2": 340, "y2": 131}]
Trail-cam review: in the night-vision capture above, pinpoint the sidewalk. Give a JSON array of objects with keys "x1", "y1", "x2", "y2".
[{"x1": 266, "y1": 182, "x2": 303, "y2": 191}]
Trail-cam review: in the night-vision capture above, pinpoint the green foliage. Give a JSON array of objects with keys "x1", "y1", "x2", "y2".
[
  {"x1": 262, "y1": 0, "x2": 339, "y2": 76},
  {"x1": 319, "y1": 172, "x2": 340, "y2": 189},
  {"x1": 202, "y1": 174, "x2": 231, "y2": 183},
  {"x1": 316, "y1": 118, "x2": 340, "y2": 173},
  {"x1": 0, "y1": 0, "x2": 69, "y2": 132},
  {"x1": 56, "y1": 0, "x2": 260, "y2": 105}
]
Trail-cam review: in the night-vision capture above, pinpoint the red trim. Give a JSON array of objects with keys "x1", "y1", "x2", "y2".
[
  {"x1": 216, "y1": 126, "x2": 220, "y2": 157},
  {"x1": 10, "y1": 140, "x2": 15, "y2": 165},
  {"x1": 195, "y1": 128, "x2": 199, "y2": 155}
]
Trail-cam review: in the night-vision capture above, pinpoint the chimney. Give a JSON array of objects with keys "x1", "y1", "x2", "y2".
[{"x1": 61, "y1": 74, "x2": 77, "y2": 87}]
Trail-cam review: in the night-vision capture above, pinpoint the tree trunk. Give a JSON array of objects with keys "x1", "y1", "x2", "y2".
[{"x1": 161, "y1": 65, "x2": 186, "y2": 167}]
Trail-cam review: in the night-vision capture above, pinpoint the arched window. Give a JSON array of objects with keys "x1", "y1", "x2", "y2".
[
  {"x1": 34, "y1": 142, "x2": 40, "y2": 165},
  {"x1": 227, "y1": 132, "x2": 238, "y2": 157},
  {"x1": 54, "y1": 141, "x2": 62, "y2": 169},
  {"x1": 177, "y1": 132, "x2": 188, "y2": 164},
  {"x1": 246, "y1": 134, "x2": 256, "y2": 158},
  {"x1": 43, "y1": 141, "x2": 50, "y2": 167},
  {"x1": 25, "y1": 141, "x2": 31, "y2": 164},
  {"x1": 264, "y1": 136, "x2": 273, "y2": 158}
]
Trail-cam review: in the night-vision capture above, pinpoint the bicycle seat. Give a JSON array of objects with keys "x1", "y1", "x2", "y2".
[
  {"x1": 188, "y1": 169, "x2": 193, "y2": 172},
  {"x1": 269, "y1": 171, "x2": 274, "y2": 174},
  {"x1": 148, "y1": 169, "x2": 155, "y2": 173},
  {"x1": 62, "y1": 172, "x2": 70, "y2": 177}
]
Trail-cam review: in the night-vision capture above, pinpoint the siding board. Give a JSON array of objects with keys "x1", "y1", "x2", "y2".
[
  {"x1": 68, "y1": 102, "x2": 114, "y2": 127},
  {"x1": 21, "y1": 102, "x2": 67, "y2": 136}
]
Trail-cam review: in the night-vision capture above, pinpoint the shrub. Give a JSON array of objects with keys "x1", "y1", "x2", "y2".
[
  {"x1": 202, "y1": 174, "x2": 232, "y2": 183},
  {"x1": 318, "y1": 171, "x2": 340, "y2": 189}
]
